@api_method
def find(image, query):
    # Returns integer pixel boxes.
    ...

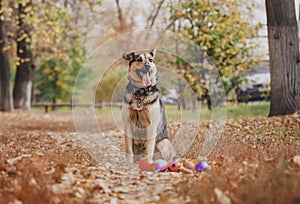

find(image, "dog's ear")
[123,51,135,61]
[149,48,156,58]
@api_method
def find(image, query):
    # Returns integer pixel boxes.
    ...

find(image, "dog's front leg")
[124,126,134,164]
[145,127,156,161]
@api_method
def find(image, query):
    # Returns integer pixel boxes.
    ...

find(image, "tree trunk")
[13,0,34,110]
[52,69,58,111]
[115,0,126,32]
[266,0,300,116]
[0,0,13,112]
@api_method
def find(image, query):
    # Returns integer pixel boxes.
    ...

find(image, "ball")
[138,157,153,171]
[183,161,195,171]
[153,159,167,172]
[195,161,209,173]
[167,160,182,172]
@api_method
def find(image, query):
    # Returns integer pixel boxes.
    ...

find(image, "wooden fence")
[31,102,123,113]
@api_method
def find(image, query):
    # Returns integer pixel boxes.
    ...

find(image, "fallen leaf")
[214,187,232,204]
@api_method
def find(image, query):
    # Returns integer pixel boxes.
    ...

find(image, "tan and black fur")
[122,49,175,163]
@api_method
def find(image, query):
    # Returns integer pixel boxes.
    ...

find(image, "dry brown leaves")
[0,111,299,203]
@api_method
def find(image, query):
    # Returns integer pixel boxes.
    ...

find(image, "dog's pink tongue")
[142,72,151,87]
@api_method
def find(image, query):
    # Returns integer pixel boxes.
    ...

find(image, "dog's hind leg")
[155,100,175,161]
[156,139,175,162]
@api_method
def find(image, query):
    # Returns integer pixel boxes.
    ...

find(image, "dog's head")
[123,49,157,88]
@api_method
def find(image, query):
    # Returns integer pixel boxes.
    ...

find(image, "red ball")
[138,157,153,171]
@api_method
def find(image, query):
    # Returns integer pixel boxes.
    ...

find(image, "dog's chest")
[129,106,152,129]
[123,83,161,129]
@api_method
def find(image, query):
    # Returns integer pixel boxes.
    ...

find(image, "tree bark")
[0,0,13,112]
[266,0,300,116]
[13,0,34,110]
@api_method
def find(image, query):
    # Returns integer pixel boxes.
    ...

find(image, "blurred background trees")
[0,0,102,111]
[95,0,263,105]
[0,0,13,112]
[13,0,34,110]
[0,0,267,111]
[169,0,262,102]
[32,2,87,105]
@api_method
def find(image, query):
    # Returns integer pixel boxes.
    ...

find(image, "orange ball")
[167,160,182,172]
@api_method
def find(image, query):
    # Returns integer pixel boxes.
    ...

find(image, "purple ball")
[195,161,209,173]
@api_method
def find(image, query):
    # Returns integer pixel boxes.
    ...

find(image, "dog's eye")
[149,58,154,63]
[137,57,143,62]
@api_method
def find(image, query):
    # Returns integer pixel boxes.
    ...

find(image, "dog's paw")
[125,154,134,164]
[156,139,175,162]
[145,154,154,162]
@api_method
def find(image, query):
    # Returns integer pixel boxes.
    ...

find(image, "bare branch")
[164,18,176,30]
[149,0,165,29]
[115,0,124,30]
[146,1,158,26]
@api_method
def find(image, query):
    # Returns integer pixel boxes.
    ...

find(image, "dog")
[122,49,175,163]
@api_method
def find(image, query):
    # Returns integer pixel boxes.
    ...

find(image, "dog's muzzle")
[136,65,152,80]
[143,64,151,72]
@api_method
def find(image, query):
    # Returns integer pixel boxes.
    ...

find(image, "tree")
[95,66,127,103]
[266,0,300,116]
[31,1,95,104]
[1,0,102,110]
[91,0,167,47]
[0,0,13,112]
[13,0,34,110]
[168,0,262,101]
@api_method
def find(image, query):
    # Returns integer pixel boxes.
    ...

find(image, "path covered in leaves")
[0,111,299,203]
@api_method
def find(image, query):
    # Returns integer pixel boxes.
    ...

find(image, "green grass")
[226,102,270,119]
[32,101,270,121]
[31,106,74,113]
[165,101,270,121]
[164,104,211,121]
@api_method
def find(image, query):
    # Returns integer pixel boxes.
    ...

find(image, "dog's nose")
[144,64,151,72]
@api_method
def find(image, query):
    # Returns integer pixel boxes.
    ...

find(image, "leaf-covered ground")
[0,111,299,204]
